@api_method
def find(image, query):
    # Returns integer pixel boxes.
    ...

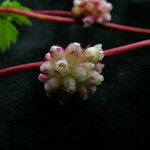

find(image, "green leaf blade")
[0,0,32,52]
[0,0,32,26]
[0,18,19,53]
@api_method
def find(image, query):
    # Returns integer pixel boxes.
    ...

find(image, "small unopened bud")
[85,44,104,63]
[44,77,60,93]
[78,85,88,100]
[106,3,113,11]
[80,62,95,70]
[63,77,76,93]
[94,63,105,73]
[40,62,50,74]
[65,42,82,56]
[74,0,81,6]
[83,16,95,26]
[40,62,55,77]
[73,67,87,82]
[103,13,111,21]
[44,52,51,61]
[88,70,104,85]
[38,73,49,83]
[88,86,97,94]
[50,46,65,61]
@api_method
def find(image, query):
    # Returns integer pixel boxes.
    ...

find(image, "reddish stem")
[32,10,150,35]
[0,62,43,77]
[0,40,150,77]
[102,23,150,35]
[0,8,150,34]
[32,10,73,17]
[104,39,150,57]
[0,8,75,24]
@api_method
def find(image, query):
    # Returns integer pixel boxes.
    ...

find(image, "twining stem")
[32,10,150,35]
[104,39,150,57]
[0,8,150,34]
[0,40,150,77]
[0,8,75,24]
[0,62,43,77]
[32,10,73,17]
[101,23,150,35]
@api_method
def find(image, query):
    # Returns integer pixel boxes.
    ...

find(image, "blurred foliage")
[0,0,32,53]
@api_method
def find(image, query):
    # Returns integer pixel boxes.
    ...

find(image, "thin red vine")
[0,8,150,34]
[0,40,150,77]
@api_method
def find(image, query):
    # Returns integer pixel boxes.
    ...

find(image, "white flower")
[54,59,70,74]
[72,0,113,26]
[39,43,105,103]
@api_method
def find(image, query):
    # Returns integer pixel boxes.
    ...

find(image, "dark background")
[0,0,150,149]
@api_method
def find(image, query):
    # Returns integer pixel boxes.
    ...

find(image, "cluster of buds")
[72,0,113,26]
[38,42,104,102]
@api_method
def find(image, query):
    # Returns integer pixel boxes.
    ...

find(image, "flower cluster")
[72,0,113,26]
[38,42,104,101]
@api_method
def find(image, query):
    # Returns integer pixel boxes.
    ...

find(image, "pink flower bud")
[38,73,49,83]
[50,45,65,61]
[106,3,113,11]
[40,62,50,74]
[103,13,111,21]
[44,52,51,61]
[83,16,95,26]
